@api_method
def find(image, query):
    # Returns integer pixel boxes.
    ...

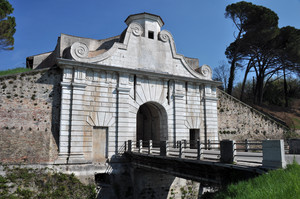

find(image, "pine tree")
[0,0,16,51]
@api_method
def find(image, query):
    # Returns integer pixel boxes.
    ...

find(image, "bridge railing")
[235,139,263,152]
[125,139,287,168]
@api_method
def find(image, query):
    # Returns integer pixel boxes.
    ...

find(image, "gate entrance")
[136,102,168,145]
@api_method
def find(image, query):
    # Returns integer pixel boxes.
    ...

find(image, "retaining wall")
[217,89,288,140]
[0,68,62,163]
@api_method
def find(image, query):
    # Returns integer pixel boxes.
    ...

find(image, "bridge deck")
[125,151,266,186]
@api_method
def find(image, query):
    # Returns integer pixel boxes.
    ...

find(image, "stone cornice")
[57,58,222,86]
[117,87,131,93]
[204,96,219,101]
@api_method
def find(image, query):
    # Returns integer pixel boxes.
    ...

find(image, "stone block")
[289,139,300,154]
[262,140,286,168]
[220,140,236,163]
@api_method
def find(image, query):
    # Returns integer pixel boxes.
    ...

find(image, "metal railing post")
[245,139,249,152]
[160,141,168,156]
[197,140,202,160]
[139,140,143,153]
[148,140,152,154]
[208,139,211,150]
[179,141,183,158]
[183,139,187,149]
[128,140,132,153]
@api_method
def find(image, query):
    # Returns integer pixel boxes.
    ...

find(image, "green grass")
[206,161,300,199]
[0,166,96,199]
[0,67,32,76]
[292,117,300,130]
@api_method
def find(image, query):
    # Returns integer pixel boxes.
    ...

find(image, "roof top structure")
[27,12,216,84]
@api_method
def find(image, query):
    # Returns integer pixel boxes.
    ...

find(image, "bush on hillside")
[0,166,96,199]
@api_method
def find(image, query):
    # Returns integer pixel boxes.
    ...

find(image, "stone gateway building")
[29,13,220,164]
[0,12,289,198]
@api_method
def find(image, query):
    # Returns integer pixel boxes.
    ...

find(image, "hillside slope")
[252,98,300,132]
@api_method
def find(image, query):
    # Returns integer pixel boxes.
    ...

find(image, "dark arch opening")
[136,102,168,145]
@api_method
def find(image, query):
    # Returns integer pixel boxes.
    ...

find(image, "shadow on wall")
[36,66,62,150]
[95,155,176,199]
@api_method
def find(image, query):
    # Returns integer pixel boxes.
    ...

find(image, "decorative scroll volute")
[158,30,171,42]
[70,42,89,60]
[129,22,143,36]
[200,64,212,79]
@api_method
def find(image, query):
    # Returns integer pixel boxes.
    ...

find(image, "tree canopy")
[0,0,16,51]
[225,1,279,95]
[225,1,300,105]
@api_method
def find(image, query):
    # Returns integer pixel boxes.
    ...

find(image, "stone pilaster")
[55,80,87,164]
[55,81,71,164]
[67,82,87,164]
[116,73,132,154]
[173,81,186,143]
[203,85,218,141]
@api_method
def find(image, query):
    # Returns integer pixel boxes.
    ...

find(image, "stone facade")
[0,13,288,166]
[0,68,61,163]
[217,89,288,140]
[53,13,219,164]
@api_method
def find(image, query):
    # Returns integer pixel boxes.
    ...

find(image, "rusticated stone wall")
[217,89,288,140]
[0,68,62,164]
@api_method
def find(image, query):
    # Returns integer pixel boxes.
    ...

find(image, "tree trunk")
[252,76,256,104]
[256,74,265,105]
[227,30,243,95]
[227,60,236,95]
[240,59,253,101]
[283,67,288,107]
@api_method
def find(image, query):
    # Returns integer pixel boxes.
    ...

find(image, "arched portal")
[136,102,168,145]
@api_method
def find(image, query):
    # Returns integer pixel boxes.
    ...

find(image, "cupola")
[125,13,164,40]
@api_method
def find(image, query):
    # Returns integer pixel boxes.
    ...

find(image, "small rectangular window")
[148,31,154,39]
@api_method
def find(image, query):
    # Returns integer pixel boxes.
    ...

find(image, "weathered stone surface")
[0,68,61,163]
[262,140,286,168]
[217,89,288,140]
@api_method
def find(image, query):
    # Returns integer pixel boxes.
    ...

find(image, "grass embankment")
[0,67,31,77]
[0,166,96,199]
[292,117,300,130]
[205,162,300,199]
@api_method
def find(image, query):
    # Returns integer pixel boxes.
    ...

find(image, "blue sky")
[1,0,300,82]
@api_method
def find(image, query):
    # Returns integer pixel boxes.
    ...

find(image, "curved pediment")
[67,13,212,80]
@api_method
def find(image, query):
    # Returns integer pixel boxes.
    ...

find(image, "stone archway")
[136,102,168,145]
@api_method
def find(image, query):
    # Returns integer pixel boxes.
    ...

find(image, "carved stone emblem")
[70,42,89,59]
[200,65,212,78]
[130,22,143,36]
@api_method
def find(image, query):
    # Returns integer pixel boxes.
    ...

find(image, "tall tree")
[274,26,300,106]
[225,1,279,95]
[0,0,16,51]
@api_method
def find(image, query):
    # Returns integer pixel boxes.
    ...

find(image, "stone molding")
[68,24,212,81]
[117,87,131,94]
[204,96,218,101]
[86,112,115,127]
[57,59,221,86]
